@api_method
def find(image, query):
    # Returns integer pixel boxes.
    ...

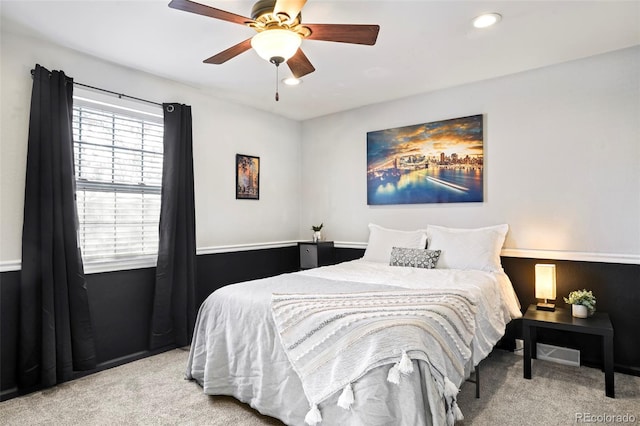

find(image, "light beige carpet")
[1,348,638,425]
[456,350,639,425]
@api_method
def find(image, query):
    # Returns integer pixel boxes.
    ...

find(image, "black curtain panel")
[19,64,96,389]
[150,103,197,349]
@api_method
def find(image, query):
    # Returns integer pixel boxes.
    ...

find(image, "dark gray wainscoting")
[196,246,299,308]
[1,247,638,401]
[501,257,640,376]
[1,267,168,401]
[1,270,20,397]
[0,246,298,401]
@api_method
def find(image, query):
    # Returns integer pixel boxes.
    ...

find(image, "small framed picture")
[236,154,260,200]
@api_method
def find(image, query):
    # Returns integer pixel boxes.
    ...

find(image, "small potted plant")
[563,289,596,318]
[311,223,323,242]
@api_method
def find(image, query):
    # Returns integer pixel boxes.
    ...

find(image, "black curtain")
[19,64,96,389]
[150,103,197,349]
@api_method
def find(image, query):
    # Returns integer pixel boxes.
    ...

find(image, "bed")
[186,224,522,425]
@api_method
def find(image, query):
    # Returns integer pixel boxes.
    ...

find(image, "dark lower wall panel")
[335,247,366,264]
[0,267,159,401]
[1,270,20,395]
[0,246,299,401]
[502,257,640,375]
[87,268,156,365]
[2,248,638,401]
[196,246,299,307]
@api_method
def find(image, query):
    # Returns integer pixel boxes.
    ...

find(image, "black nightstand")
[522,304,614,398]
[298,241,335,270]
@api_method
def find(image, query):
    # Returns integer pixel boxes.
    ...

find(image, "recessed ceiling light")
[283,77,302,86]
[472,13,502,29]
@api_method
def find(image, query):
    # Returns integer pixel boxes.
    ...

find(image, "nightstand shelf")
[522,304,614,398]
[298,241,335,270]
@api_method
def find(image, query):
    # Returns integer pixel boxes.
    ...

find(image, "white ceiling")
[1,0,639,121]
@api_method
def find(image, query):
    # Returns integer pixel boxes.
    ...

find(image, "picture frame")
[236,154,260,200]
[366,114,484,205]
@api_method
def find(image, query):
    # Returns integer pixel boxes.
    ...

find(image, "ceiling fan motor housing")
[251,0,285,21]
[251,0,276,20]
[251,0,302,27]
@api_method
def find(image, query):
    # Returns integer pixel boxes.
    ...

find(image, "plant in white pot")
[563,289,596,318]
[311,223,323,242]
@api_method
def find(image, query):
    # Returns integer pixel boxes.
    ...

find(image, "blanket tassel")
[452,400,464,421]
[444,377,459,399]
[337,383,354,410]
[447,407,455,426]
[443,377,463,426]
[398,350,414,374]
[304,404,322,425]
[388,350,415,385]
[387,364,400,384]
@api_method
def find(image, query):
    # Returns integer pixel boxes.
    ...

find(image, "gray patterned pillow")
[389,247,441,269]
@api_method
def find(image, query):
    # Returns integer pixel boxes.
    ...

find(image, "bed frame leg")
[475,364,480,398]
[466,363,480,398]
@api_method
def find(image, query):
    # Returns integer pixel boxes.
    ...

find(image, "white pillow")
[363,224,428,263]
[427,224,509,272]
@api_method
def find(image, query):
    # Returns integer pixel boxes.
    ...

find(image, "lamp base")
[536,302,555,312]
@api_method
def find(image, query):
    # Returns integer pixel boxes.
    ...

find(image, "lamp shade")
[251,29,302,62]
[535,264,556,300]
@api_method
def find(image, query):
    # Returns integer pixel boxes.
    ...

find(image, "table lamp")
[535,264,556,311]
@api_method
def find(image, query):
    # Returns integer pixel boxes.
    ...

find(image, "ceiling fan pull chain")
[276,61,280,101]
[272,57,281,102]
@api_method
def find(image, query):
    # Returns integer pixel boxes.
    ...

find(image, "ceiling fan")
[168,0,380,81]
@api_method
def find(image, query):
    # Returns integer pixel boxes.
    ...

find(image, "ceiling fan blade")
[203,38,253,64]
[169,0,252,26]
[273,0,307,23]
[305,24,380,45]
[287,48,315,78]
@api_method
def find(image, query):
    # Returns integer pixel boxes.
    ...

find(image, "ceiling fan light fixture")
[251,29,302,63]
[472,13,502,29]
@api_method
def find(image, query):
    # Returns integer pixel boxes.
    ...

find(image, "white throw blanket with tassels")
[271,289,477,425]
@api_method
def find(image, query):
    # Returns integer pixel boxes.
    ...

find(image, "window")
[72,91,163,272]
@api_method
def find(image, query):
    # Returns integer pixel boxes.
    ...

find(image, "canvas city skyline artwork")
[367,114,484,205]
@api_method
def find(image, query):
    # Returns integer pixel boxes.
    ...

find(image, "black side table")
[522,304,614,398]
[298,241,335,270]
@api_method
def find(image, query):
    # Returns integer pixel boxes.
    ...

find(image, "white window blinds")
[72,95,163,269]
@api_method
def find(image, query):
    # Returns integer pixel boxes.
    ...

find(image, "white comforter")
[186,260,521,426]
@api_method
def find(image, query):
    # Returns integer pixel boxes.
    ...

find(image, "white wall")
[300,47,640,263]
[0,30,302,266]
[2,27,638,267]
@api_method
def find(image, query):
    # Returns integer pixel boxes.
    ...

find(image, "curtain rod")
[30,68,163,107]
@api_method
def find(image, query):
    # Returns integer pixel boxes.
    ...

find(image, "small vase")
[313,231,322,242]
[572,304,588,318]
